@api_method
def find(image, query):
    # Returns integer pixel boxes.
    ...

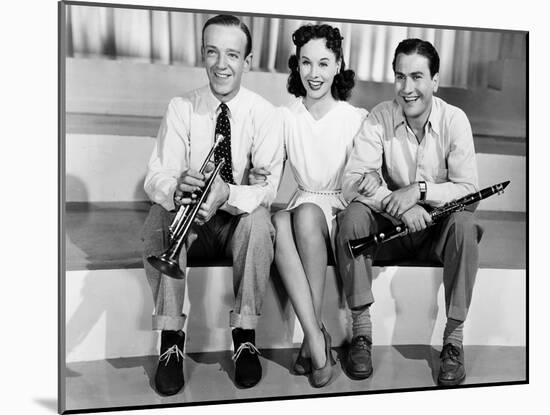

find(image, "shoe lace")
[159,344,185,366]
[352,336,372,354]
[441,343,461,362]
[232,342,261,361]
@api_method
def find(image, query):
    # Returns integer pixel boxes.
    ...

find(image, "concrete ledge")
[64,266,526,362]
[64,202,526,271]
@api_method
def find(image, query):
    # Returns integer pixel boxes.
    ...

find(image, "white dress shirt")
[144,85,284,214]
[343,96,478,211]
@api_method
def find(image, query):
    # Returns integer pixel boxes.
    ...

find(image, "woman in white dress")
[270,24,379,387]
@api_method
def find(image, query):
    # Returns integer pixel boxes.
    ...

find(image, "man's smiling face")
[202,24,251,103]
[394,52,439,124]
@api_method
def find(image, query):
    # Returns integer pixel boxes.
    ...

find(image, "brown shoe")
[345,335,373,380]
[310,325,335,388]
[438,343,466,386]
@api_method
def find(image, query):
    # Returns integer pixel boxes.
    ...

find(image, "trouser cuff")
[229,310,259,329]
[447,305,468,322]
[347,291,374,310]
[152,314,187,331]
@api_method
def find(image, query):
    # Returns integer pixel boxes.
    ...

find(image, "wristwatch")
[418,181,427,201]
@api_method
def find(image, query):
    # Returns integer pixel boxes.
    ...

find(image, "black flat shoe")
[232,328,262,388]
[154,330,185,396]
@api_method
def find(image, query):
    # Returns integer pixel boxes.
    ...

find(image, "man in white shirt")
[335,38,483,386]
[141,14,283,395]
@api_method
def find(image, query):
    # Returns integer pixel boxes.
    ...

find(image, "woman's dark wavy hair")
[287,24,355,101]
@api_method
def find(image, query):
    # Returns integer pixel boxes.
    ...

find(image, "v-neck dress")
[281,98,368,239]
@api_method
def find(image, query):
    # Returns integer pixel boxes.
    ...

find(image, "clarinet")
[347,181,510,258]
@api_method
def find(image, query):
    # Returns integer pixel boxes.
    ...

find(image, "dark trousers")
[335,202,483,322]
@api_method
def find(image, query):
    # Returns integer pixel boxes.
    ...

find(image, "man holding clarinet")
[335,38,483,386]
[141,15,283,395]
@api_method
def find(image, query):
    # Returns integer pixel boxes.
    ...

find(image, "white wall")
[65,134,526,211]
[65,266,526,362]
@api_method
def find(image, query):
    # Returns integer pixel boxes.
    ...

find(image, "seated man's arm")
[424,108,479,206]
[219,103,285,215]
[342,113,391,212]
[144,98,190,212]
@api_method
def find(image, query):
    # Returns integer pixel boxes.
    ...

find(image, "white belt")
[298,186,342,195]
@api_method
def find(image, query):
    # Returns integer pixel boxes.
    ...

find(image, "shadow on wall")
[184,265,298,352]
[135,175,148,202]
[389,269,442,381]
[65,174,92,269]
[66,173,89,203]
[65,269,154,370]
[390,270,442,345]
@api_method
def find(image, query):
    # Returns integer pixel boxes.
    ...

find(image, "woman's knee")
[292,203,326,236]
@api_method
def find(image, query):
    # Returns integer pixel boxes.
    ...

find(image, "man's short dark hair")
[201,14,252,57]
[392,38,440,78]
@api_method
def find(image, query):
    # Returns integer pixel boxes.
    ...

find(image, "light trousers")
[141,204,275,331]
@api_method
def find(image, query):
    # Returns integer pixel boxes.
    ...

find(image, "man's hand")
[381,183,420,217]
[400,204,432,233]
[357,171,382,197]
[173,168,206,207]
[195,162,230,224]
[248,166,271,186]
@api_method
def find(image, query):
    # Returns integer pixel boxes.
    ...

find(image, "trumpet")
[147,134,226,279]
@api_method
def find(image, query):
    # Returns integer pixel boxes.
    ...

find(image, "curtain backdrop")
[66,5,526,89]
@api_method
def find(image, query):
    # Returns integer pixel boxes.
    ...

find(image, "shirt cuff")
[225,184,258,214]
[151,180,177,211]
[425,182,450,207]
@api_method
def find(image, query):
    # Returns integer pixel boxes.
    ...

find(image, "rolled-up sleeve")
[223,103,284,214]
[144,98,190,212]
[343,113,391,211]
[425,108,479,206]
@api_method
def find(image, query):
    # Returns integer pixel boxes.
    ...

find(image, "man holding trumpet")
[141,14,283,395]
[335,39,483,386]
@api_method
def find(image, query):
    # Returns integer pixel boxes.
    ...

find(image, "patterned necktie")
[214,103,235,184]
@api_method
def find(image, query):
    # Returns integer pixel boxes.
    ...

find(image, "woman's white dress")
[281,98,368,241]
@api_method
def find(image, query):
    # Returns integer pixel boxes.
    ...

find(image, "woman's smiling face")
[298,38,340,102]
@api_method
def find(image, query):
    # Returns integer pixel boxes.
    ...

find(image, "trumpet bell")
[147,254,185,279]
